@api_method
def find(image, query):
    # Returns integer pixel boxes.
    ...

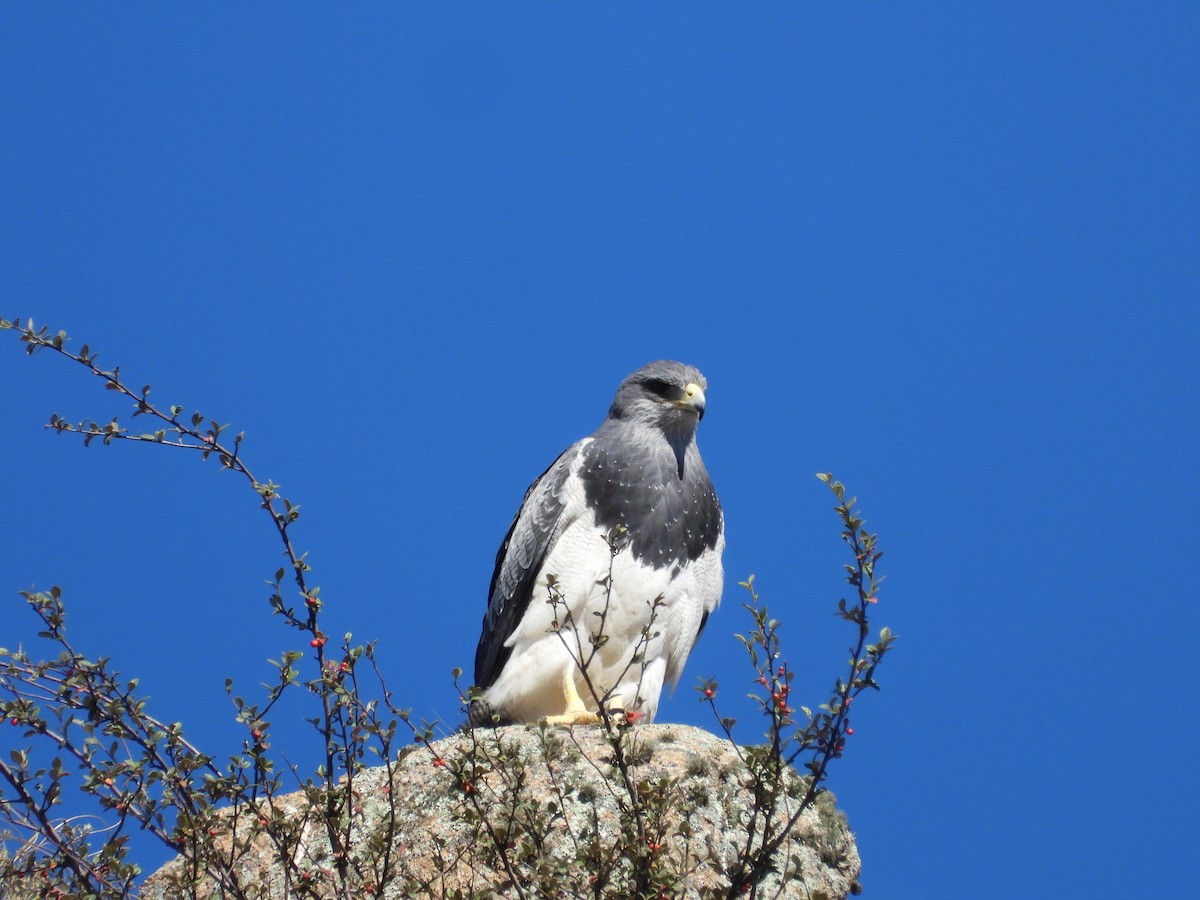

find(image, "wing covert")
[473,441,584,689]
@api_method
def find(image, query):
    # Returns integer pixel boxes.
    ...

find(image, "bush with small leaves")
[1,317,892,899]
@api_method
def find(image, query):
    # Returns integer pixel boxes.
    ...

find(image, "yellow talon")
[544,667,602,726]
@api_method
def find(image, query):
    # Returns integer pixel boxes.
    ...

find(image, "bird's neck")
[660,423,698,479]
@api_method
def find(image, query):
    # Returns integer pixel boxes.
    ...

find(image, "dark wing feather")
[473,442,582,689]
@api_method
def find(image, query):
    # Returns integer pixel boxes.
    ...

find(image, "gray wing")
[473,441,584,690]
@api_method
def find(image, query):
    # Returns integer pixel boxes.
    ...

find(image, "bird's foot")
[546,667,605,726]
[543,706,631,727]
[546,668,632,726]
[605,707,634,726]
[544,708,604,726]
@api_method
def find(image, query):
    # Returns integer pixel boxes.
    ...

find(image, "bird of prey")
[471,361,724,726]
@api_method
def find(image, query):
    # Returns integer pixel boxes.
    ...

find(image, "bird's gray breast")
[579,434,721,574]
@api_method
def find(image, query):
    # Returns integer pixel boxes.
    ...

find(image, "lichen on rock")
[142,724,861,899]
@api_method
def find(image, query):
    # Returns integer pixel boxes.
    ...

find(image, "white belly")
[483,505,724,724]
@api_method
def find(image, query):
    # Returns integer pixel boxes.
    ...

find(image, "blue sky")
[2,4,1197,897]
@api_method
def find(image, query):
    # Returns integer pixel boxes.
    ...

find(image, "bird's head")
[607,361,709,435]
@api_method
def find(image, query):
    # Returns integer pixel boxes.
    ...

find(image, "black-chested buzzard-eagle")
[470,361,724,726]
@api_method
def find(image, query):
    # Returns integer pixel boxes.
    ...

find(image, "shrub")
[0,318,893,899]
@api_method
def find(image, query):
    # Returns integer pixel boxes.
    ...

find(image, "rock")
[143,723,861,899]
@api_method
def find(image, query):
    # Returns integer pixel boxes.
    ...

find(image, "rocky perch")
[143,724,861,899]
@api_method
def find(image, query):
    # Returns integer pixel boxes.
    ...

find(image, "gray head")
[605,360,709,436]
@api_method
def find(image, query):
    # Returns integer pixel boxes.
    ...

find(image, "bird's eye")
[643,378,675,398]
